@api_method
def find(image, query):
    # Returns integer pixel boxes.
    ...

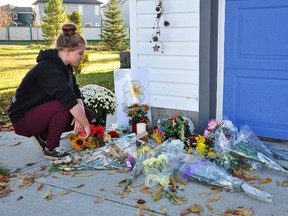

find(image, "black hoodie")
[8,49,81,122]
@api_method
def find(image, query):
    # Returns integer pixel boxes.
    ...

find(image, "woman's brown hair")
[55,23,86,51]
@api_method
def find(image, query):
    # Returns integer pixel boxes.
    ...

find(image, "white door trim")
[216,0,226,121]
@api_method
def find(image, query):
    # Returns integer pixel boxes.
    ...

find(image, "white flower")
[80,84,117,116]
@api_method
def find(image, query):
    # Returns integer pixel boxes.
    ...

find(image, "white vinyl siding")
[130,0,200,112]
[79,5,83,15]
[95,5,99,15]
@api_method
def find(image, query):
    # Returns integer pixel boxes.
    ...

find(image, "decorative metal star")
[153,44,160,52]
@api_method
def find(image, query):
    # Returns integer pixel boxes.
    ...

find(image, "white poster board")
[114,68,151,128]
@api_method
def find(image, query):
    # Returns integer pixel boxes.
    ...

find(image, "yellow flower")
[196,142,207,155]
[187,147,193,154]
[195,135,206,144]
[71,136,87,151]
[207,151,218,158]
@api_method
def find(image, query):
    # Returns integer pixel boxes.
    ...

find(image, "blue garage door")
[223,0,288,139]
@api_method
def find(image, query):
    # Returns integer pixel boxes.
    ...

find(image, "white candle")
[136,123,146,134]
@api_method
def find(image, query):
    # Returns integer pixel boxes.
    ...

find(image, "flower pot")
[92,113,107,127]
[132,124,137,134]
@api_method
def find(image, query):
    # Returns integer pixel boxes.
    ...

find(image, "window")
[13,13,18,20]
[95,6,99,15]
[79,5,83,15]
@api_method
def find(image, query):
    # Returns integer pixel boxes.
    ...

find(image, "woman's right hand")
[81,125,91,139]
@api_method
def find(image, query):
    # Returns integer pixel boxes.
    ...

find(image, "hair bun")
[62,23,77,36]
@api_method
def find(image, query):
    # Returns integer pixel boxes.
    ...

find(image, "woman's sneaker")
[30,135,46,152]
[44,147,70,159]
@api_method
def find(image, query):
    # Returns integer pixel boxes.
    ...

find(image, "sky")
[0,0,109,7]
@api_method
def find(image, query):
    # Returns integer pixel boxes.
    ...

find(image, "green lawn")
[0,45,120,128]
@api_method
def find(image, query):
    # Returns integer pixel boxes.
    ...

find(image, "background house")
[0,4,35,26]
[33,0,104,26]
[129,0,288,140]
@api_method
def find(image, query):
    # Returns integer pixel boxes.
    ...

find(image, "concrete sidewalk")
[1,118,288,215]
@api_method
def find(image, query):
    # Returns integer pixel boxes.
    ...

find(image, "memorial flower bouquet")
[152,115,191,147]
[127,103,150,125]
[179,156,273,203]
[68,124,106,151]
[80,84,117,125]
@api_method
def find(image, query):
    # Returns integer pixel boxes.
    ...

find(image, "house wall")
[130,0,200,128]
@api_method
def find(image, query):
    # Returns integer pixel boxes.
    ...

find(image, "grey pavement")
[1,114,288,215]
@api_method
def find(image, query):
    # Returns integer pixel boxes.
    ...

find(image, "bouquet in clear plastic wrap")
[49,134,138,172]
[122,143,155,192]
[179,156,273,203]
[239,125,288,161]
[142,139,187,188]
[214,121,288,175]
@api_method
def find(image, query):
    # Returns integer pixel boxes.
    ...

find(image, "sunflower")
[71,136,87,151]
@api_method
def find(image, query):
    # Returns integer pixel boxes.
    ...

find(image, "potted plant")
[127,103,150,133]
[80,84,117,126]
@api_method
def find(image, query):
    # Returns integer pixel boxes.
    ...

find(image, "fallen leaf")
[243,208,254,216]
[18,179,33,189]
[153,186,164,195]
[281,179,288,187]
[111,190,124,196]
[169,176,177,189]
[196,192,209,198]
[245,174,260,181]
[99,188,106,192]
[212,210,226,215]
[232,169,246,180]
[205,204,213,211]
[160,206,168,214]
[174,177,188,185]
[43,189,52,200]
[25,163,37,167]
[140,187,152,194]
[37,183,44,191]
[206,195,221,203]
[128,186,136,193]
[95,195,106,204]
[260,178,272,184]
[72,172,93,177]
[39,166,47,171]
[0,188,13,198]
[114,179,127,187]
[61,171,70,175]
[276,180,281,186]
[109,170,128,175]
[120,190,129,199]
[131,182,144,188]
[190,204,204,214]
[56,190,72,196]
[210,188,222,194]
[152,193,162,202]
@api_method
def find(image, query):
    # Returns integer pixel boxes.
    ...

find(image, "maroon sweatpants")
[12,100,94,150]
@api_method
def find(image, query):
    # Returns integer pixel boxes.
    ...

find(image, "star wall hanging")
[150,0,170,53]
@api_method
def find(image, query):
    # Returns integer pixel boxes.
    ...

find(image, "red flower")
[108,130,120,138]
